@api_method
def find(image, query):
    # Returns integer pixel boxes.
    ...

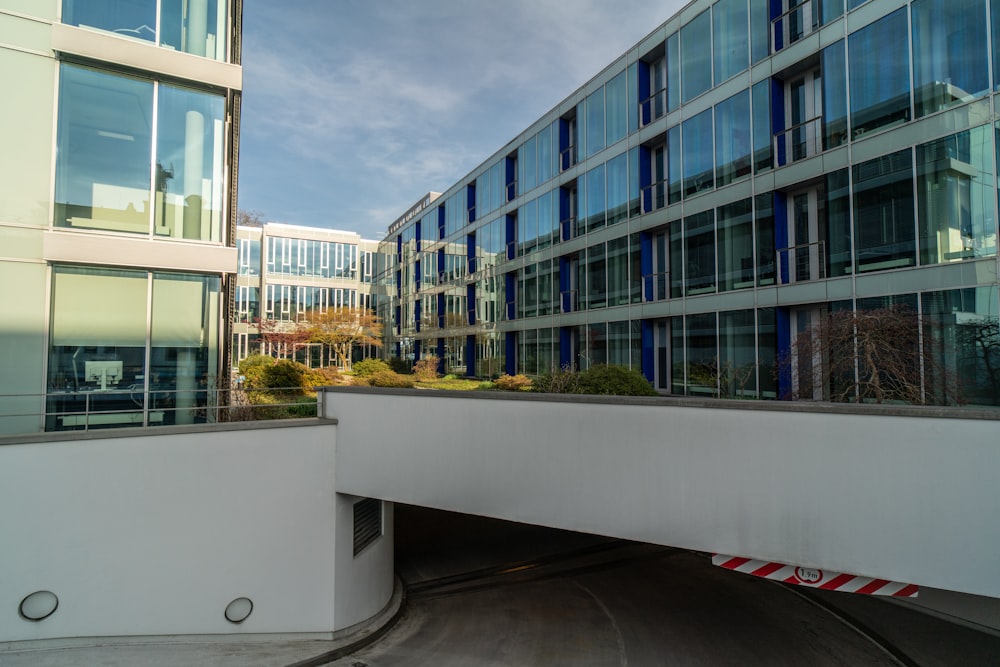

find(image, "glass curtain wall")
[62,0,229,61]
[848,9,910,136]
[47,266,219,431]
[55,64,225,242]
[911,0,988,118]
[713,0,749,83]
[715,90,751,186]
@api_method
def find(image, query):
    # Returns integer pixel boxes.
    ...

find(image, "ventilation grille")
[353,498,383,557]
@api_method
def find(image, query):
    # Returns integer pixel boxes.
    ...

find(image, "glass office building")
[379,0,1000,405]
[0,1,243,434]
[234,222,380,367]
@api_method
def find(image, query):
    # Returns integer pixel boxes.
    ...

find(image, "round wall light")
[19,591,59,621]
[225,597,253,624]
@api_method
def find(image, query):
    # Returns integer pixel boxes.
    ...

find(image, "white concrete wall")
[0,421,393,643]
[326,390,1000,600]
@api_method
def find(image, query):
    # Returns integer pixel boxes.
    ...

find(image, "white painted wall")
[0,421,394,643]
[326,390,1000,600]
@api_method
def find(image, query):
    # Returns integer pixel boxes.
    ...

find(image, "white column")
[186,0,209,57]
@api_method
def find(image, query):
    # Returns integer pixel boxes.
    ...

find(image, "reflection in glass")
[922,288,1000,405]
[848,9,910,136]
[686,312,719,396]
[822,40,847,149]
[683,110,714,197]
[587,164,606,232]
[752,80,772,172]
[63,0,228,61]
[606,153,628,226]
[853,149,915,272]
[667,32,681,111]
[685,211,717,295]
[720,309,756,397]
[912,0,988,118]
[586,88,605,158]
[587,242,607,309]
[713,0,749,83]
[607,237,630,306]
[681,10,712,103]
[63,0,156,42]
[755,193,775,286]
[917,126,996,264]
[606,72,628,146]
[715,90,751,187]
[718,199,754,292]
[55,65,153,234]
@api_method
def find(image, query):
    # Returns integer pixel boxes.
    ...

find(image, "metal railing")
[640,180,668,214]
[639,87,667,127]
[559,145,577,172]
[777,240,827,284]
[774,116,823,166]
[642,271,670,302]
[0,387,320,437]
[771,0,821,53]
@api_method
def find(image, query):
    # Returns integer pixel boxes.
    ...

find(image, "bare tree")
[781,305,959,405]
[304,308,383,369]
[237,209,266,228]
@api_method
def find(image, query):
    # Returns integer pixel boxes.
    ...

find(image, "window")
[751,80,772,173]
[54,64,225,242]
[717,199,754,291]
[713,0,749,83]
[917,126,996,264]
[853,149,915,272]
[683,110,714,197]
[715,90,751,186]
[681,10,712,103]
[911,0,989,118]
[606,71,628,146]
[46,267,220,431]
[684,211,717,295]
[848,9,910,137]
[585,88,606,157]
[63,0,229,61]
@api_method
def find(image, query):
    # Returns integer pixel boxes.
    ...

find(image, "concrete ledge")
[321,385,1000,421]
[0,418,337,447]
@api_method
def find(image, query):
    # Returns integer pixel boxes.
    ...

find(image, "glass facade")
[62,0,229,61]
[54,64,225,242]
[378,0,1000,406]
[47,266,220,430]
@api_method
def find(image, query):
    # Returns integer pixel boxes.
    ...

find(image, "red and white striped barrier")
[712,554,919,597]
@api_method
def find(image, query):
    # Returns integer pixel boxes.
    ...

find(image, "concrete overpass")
[1,389,998,645]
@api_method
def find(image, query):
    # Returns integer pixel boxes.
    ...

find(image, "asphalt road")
[328,505,1000,667]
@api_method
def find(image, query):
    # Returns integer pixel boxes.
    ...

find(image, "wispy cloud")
[239,0,685,238]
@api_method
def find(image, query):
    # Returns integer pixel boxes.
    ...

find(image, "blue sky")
[238,0,686,240]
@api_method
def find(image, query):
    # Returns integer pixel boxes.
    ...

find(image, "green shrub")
[443,374,457,381]
[577,365,657,396]
[367,370,416,388]
[493,374,533,391]
[354,358,391,377]
[387,357,412,374]
[262,359,310,392]
[413,356,440,381]
[308,366,342,386]
[238,354,274,389]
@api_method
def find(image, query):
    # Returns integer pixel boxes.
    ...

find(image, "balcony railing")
[774,116,823,167]
[0,387,320,437]
[777,240,826,284]
[559,145,577,172]
[639,88,667,127]
[642,271,670,302]
[560,289,579,313]
[640,180,668,214]
[771,0,820,53]
[507,179,518,202]
[560,216,577,242]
